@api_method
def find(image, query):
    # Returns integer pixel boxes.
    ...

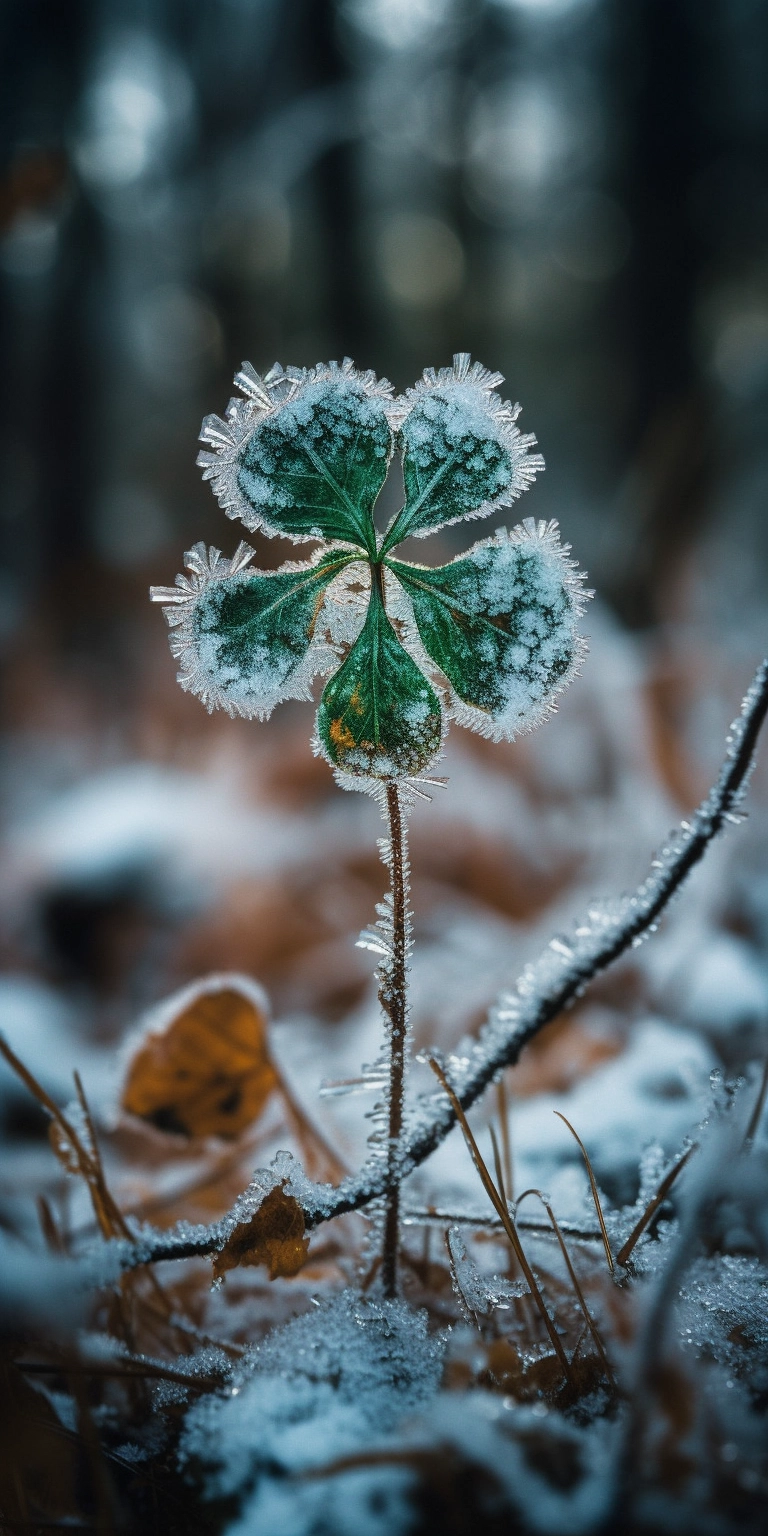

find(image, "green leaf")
[190,549,358,718]
[236,377,392,553]
[316,577,443,777]
[381,370,541,553]
[387,526,581,739]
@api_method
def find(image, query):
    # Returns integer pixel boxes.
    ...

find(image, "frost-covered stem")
[380,780,409,1297]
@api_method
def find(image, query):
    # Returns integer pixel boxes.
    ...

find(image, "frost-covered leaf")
[381,354,543,551]
[315,585,443,778]
[212,1184,309,1282]
[122,978,277,1139]
[198,361,395,552]
[155,353,591,780]
[151,543,357,721]
[388,520,587,741]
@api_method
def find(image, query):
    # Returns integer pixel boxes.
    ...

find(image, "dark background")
[1,0,767,1016]
[2,0,767,626]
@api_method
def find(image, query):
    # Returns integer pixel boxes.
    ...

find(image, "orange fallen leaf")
[212,1184,309,1282]
[122,975,278,1139]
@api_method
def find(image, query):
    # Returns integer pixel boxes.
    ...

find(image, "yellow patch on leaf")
[212,1184,309,1282]
[329,716,356,750]
[122,981,278,1139]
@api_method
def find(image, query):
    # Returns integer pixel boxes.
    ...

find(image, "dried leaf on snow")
[212,1184,309,1282]
[122,976,277,1139]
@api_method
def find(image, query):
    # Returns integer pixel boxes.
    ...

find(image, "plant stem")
[380,780,409,1297]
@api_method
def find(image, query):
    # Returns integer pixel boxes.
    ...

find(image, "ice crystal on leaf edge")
[151,352,591,784]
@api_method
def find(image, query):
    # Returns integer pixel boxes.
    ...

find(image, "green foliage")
[382,388,514,552]
[316,577,443,777]
[154,356,587,781]
[193,551,356,713]
[236,379,391,555]
[387,533,576,730]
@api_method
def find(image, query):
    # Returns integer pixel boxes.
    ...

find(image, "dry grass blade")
[1,1033,186,1351]
[428,1057,573,1385]
[496,1076,513,1199]
[489,1125,507,1206]
[0,1033,117,1237]
[743,1056,768,1148]
[279,1079,348,1182]
[616,1144,697,1268]
[17,1356,226,1389]
[73,1072,133,1242]
[72,1074,195,1349]
[0,1033,83,1157]
[515,1187,615,1386]
[553,1111,614,1275]
[37,1195,65,1254]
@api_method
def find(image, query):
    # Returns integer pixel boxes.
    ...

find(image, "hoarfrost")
[150,541,356,721]
[447,1226,528,1317]
[389,519,590,743]
[197,359,395,543]
[388,353,544,543]
[181,1289,445,1523]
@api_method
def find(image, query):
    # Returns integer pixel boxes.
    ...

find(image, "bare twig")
[87,658,768,1271]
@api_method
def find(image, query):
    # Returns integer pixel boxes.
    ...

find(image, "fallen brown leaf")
[122,977,277,1139]
[212,1184,309,1282]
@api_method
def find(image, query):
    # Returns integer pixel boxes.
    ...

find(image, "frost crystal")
[447,1226,528,1318]
[152,352,588,780]
[180,1289,444,1496]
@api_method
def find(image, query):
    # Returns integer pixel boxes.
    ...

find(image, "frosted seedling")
[152,353,589,1294]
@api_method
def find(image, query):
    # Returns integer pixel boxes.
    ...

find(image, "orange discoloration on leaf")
[122,985,278,1139]
[329,717,356,750]
[212,1184,309,1282]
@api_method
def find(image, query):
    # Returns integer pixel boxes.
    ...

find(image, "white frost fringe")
[196,358,395,539]
[389,351,545,535]
[387,516,592,745]
[150,540,357,721]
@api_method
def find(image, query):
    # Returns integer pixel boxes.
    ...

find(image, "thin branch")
[401,1208,603,1243]
[107,658,768,1270]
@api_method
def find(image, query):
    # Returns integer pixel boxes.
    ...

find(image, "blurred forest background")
[1,0,767,1139]
[4,8,768,1530]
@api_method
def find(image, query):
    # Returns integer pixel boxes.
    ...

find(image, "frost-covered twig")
[113,658,768,1271]
[400,655,768,1178]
